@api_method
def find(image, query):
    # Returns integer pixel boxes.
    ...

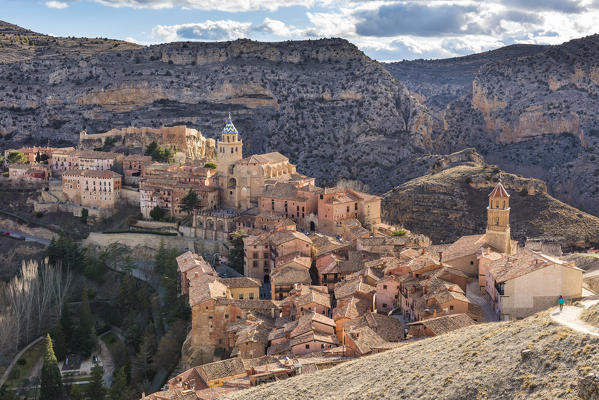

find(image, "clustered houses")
[61,170,122,210]
[50,149,122,174]
[8,163,52,182]
[144,354,350,399]
[139,161,219,219]
[441,180,583,321]
[4,146,74,165]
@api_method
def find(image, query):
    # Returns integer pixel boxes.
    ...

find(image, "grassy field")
[2,339,44,389]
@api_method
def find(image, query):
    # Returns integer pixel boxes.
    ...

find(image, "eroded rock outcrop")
[382,149,599,249]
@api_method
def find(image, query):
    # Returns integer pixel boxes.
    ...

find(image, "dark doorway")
[310,221,315,231]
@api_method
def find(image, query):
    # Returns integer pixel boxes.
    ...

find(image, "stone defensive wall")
[84,232,226,256]
[78,125,216,161]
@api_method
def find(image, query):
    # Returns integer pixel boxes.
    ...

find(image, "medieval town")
[0,115,591,400]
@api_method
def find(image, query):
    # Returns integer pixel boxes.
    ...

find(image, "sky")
[2,0,599,61]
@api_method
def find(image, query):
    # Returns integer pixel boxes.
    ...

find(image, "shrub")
[17,358,26,366]
[204,162,217,170]
[392,230,407,237]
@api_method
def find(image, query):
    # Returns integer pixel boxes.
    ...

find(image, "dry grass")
[226,311,599,400]
[581,303,599,329]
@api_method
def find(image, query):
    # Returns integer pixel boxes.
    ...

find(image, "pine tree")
[85,364,106,400]
[60,301,74,350]
[69,385,84,400]
[40,334,63,400]
[229,230,247,274]
[75,288,95,357]
[51,323,67,362]
[108,367,129,400]
[180,188,200,215]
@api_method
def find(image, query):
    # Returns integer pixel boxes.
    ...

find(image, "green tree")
[144,141,158,157]
[80,208,88,224]
[40,334,63,400]
[228,231,247,274]
[47,234,86,272]
[51,323,67,362]
[204,162,217,170]
[7,151,27,164]
[60,301,74,351]
[154,240,168,275]
[86,364,106,400]
[180,188,201,215]
[69,385,84,400]
[108,367,129,400]
[75,288,95,357]
[160,248,181,307]
[149,205,166,221]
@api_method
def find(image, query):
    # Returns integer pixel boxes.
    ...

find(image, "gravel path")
[551,299,599,337]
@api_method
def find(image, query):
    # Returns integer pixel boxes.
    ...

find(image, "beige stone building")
[317,188,382,235]
[215,116,314,210]
[485,249,582,320]
[61,169,122,209]
[51,149,122,174]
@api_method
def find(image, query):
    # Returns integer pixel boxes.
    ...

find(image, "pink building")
[376,275,402,314]
[288,312,338,355]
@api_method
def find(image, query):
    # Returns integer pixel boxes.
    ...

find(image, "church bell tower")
[217,114,243,208]
[485,179,512,254]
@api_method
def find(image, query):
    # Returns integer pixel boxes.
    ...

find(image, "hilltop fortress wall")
[79,125,216,161]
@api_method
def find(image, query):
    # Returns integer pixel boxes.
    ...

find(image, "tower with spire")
[217,113,243,207]
[485,178,512,254]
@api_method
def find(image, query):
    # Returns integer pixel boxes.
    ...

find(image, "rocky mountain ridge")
[386,35,599,217]
[0,20,432,192]
[382,149,599,249]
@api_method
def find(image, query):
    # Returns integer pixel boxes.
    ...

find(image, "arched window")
[495,201,499,208]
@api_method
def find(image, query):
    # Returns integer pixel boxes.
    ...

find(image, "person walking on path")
[558,295,565,312]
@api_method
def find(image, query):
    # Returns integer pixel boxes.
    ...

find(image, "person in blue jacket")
[558,295,565,311]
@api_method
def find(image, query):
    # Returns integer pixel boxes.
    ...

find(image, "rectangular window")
[249,293,254,299]
[239,294,244,299]
[449,305,454,311]
[305,344,309,349]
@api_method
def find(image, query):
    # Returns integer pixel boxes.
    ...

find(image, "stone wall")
[121,187,140,205]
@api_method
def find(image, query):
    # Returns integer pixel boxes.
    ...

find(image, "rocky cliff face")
[0,21,432,192]
[386,36,599,217]
[382,149,599,249]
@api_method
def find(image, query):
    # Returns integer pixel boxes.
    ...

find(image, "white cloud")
[45,1,69,8]
[93,0,315,12]
[152,20,253,42]
[152,18,308,42]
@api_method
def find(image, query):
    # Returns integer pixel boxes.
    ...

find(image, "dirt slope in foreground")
[226,311,599,400]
